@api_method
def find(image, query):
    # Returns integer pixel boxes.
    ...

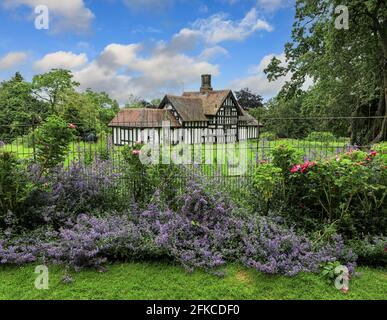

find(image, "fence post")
[32,115,37,161]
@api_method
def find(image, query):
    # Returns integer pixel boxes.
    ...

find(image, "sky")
[0,0,296,105]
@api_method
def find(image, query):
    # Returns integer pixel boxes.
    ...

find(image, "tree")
[265,0,387,144]
[0,72,48,142]
[35,115,75,170]
[235,88,264,110]
[150,98,161,108]
[32,69,80,113]
[84,90,120,128]
[125,94,151,109]
[62,90,120,137]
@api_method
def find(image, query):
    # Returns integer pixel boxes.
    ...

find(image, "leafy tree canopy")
[235,88,264,110]
[265,0,387,144]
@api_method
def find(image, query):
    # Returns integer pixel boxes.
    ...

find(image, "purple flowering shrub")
[32,159,120,227]
[241,218,357,276]
[0,165,358,276]
[43,214,132,270]
[0,238,40,265]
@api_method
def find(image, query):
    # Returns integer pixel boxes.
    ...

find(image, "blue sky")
[0,0,295,104]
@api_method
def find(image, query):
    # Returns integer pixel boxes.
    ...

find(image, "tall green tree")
[0,72,48,142]
[265,0,387,144]
[32,69,79,114]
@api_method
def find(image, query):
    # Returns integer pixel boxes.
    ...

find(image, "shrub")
[39,158,119,227]
[43,214,132,270]
[0,238,39,265]
[285,150,387,240]
[0,152,37,231]
[271,144,302,174]
[241,218,356,276]
[121,144,154,204]
[252,163,284,210]
[348,237,387,267]
[260,131,277,141]
[121,144,186,207]
[153,180,243,272]
[306,131,335,143]
[35,116,75,170]
[373,142,387,165]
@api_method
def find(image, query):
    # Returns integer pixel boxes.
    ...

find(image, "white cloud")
[0,52,28,70]
[66,42,220,104]
[231,52,314,98]
[199,46,229,60]
[34,51,88,72]
[2,0,94,33]
[97,44,142,69]
[156,28,201,54]
[189,8,273,44]
[74,62,134,104]
[230,53,289,98]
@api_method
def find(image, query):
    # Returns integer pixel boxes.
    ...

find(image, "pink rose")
[290,164,301,173]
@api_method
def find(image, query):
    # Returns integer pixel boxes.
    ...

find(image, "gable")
[159,95,208,122]
[218,91,244,116]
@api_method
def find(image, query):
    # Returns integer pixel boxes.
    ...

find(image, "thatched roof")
[108,108,181,128]
[160,95,208,122]
[182,90,232,116]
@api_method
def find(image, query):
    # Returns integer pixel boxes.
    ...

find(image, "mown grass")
[0,263,385,300]
[3,138,350,177]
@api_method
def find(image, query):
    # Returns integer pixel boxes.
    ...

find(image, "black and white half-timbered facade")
[109,75,260,145]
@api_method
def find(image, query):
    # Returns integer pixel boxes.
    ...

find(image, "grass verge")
[0,262,385,300]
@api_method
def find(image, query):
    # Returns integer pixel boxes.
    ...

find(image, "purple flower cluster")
[0,173,358,276]
[0,239,39,265]
[42,214,130,270]
[31,158,119,226]
[241,219,357,276]
[151,181,241,272]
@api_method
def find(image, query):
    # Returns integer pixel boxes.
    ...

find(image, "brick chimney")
[200,74,213,94]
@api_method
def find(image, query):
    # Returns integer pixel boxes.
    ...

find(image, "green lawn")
[3,138,350,178]
[0,263,385,300]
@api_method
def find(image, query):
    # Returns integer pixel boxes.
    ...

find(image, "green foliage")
[121,144,184,207]
[306,131,336,143]
[35,116,75,170]
[121,144,152,204]
[0,69,119,147]
[260,131,277,141]
[0,73,49,142]
[0,152,31,230]
[319,261,343,284]
[125,94,152,109]
[347,237,387,267]
[265,0,387,144]
[271,144,302,173]
[373,142,387,165]
[235,88,263,110]
[261,95,314,139]
[32,69,79,112]
[252,164,283,204]
[62,89,120,137]
[286,151,387,239]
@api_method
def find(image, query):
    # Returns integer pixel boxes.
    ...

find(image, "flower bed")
[1,143,385,277]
